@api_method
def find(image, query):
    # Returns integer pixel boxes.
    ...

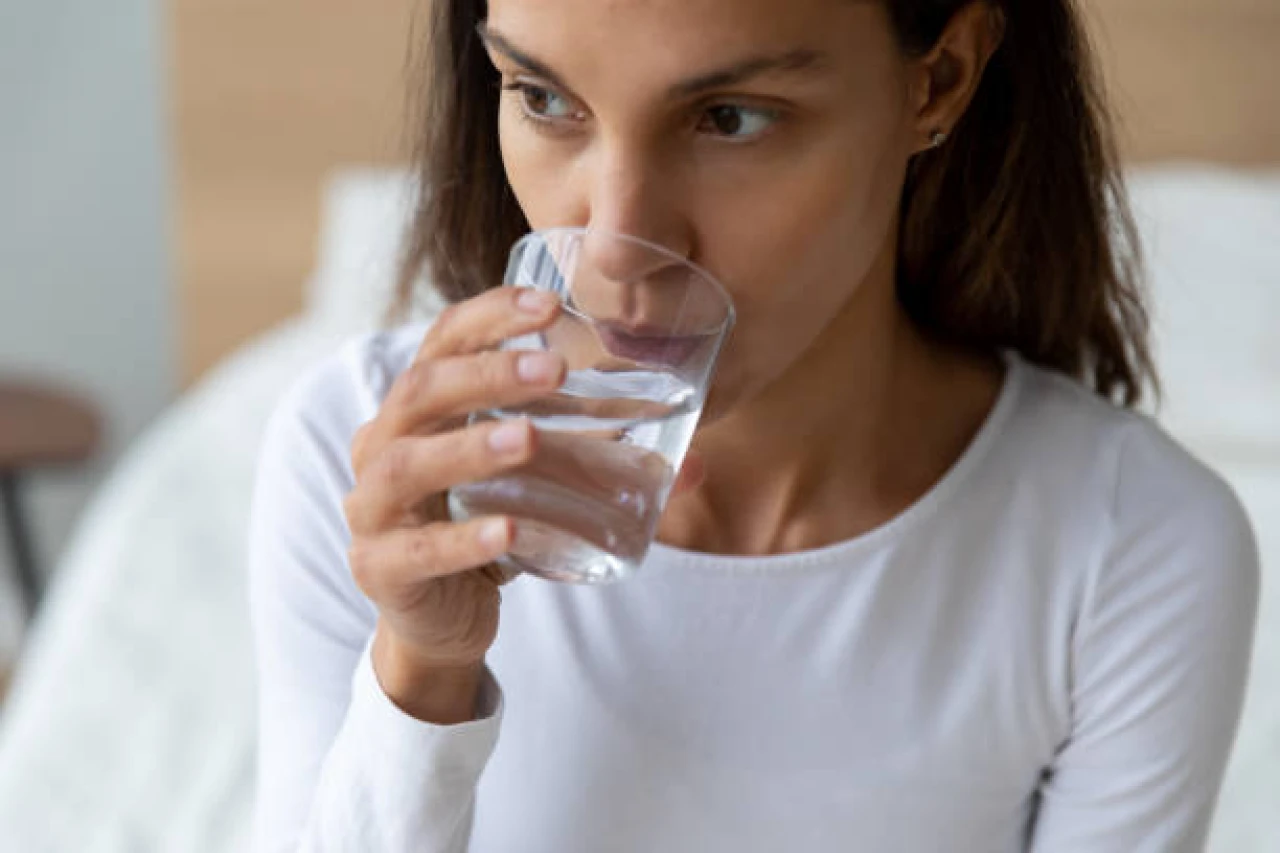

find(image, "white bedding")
[0,165,1273,851]
[0,319,354,852]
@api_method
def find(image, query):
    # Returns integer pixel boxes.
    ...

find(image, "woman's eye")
[697,105,777,141]
[507,83,577,121]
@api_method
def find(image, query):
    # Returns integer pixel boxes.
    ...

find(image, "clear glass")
[447,228,735,584]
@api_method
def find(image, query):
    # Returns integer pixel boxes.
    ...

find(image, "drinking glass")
[447,227,735,583]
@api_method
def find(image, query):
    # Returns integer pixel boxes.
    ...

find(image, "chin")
[695,370,752,428]
[696,344,792,426]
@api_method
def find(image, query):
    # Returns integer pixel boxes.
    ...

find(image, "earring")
[929,129,949,149]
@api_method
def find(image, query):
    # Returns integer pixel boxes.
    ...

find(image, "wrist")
[371,622,485,725]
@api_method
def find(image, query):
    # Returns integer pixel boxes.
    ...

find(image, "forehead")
[484,0,890,84]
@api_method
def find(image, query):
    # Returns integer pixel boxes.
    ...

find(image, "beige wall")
[172,0,1280,385]
[1089,0,1280,163]
[172,0,415,384]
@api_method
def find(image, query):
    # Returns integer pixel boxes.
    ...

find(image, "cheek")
[694,105,911,411]
[498,110,572,229]
[709,127,908,354]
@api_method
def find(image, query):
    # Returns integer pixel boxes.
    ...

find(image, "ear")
[907,2,1005,154]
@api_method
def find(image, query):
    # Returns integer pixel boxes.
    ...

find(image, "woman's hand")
[343,286,567,722]
[343,285,707,723]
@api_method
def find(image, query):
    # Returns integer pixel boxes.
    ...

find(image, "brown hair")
[394,0,1157,406]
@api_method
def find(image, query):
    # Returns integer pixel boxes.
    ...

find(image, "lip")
[596,323,710,367]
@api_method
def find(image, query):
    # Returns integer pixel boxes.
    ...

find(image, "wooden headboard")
[172,0,1280,385]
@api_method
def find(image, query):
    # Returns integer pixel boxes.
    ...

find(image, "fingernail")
[517,351,562,384]
[487,420,529,454]
[480,518,510,551]
[518,289,555,313]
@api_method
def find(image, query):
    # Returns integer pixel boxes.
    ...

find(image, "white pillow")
[305,167,444,333]
[1127,164,1280,449]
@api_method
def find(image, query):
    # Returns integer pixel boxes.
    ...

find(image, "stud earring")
[929,129,949,149]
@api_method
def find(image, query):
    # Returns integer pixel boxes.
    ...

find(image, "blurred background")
[0,0,1275,849]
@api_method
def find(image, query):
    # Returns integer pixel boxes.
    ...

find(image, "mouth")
[595,323,712,368]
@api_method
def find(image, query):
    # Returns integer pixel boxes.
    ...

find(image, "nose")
[580,227,682,288]
[581,149,692,282]
[571,150,699,330]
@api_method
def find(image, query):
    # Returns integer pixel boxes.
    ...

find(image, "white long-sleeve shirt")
[249,321,1259,853]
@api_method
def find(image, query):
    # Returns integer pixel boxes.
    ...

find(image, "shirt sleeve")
[248,345,502,853]
[1029,428,1261,852]
[294,641,503,852]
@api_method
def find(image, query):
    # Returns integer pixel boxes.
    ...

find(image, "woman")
[249,0,1259,849]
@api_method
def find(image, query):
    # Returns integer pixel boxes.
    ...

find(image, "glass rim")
[511,226,736,332]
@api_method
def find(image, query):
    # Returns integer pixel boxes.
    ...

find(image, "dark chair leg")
[0,473,41,620]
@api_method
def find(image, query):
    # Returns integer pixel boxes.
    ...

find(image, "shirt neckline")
[645,350,1026,575]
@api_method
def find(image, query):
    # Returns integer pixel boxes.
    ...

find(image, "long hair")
[393,0,1157,406]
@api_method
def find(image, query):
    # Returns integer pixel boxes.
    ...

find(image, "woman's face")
[483,0,922,417]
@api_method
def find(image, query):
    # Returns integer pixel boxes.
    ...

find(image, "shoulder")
[251,318,432,564]
[251,320,431,508]
[1003,354,1245,519]
[1102,409,1258,636]
[1004,354,1259,626]
[1021,356,1249,521]
[265,320,432,454]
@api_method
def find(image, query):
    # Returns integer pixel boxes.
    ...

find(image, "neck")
[657,253,1003,557]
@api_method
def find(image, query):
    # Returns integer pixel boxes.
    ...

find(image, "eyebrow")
[477,23,829,100]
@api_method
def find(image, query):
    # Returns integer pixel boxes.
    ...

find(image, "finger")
[348,516,513,602]
[380,348,566,438]
[345,417,537,535]
[417,286,560,363]
[476,559,522,587]
[350,418,380,479]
